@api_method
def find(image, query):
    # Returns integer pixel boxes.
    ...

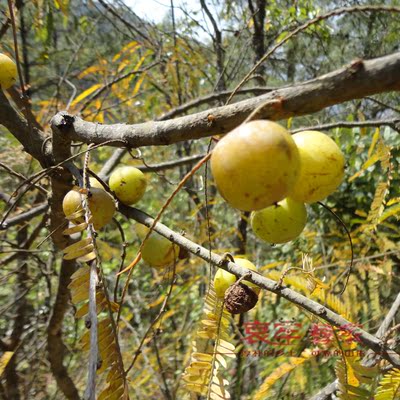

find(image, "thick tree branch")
[47,260,80,400]
[120,205,400,367]
[51,52,400,147]
[45,113,80,399]
[0,91,50,166]
[0,203,48,230]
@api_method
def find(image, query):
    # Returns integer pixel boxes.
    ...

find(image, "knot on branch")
[50,111,75,132]
[348,58,364,74]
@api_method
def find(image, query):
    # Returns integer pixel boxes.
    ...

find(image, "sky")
[123,0,200,24]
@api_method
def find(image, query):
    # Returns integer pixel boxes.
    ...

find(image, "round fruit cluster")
[62,166,178,269]
[0,53,17,90]
[211,120,345,244]
[210,120,345,311]
[62,167,147,230]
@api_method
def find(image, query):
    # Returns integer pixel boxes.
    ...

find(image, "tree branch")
[0,203,48,229]
[0,91,50,166]
[120,205,400,367]
[50,52,400,147]
[47,260,80,400]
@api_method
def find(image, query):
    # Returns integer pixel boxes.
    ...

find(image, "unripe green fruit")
[214,257,260,298]
[290,130,345,203]
[0,53,17,90]
[210,120,300,211]
[62,187,115,230]
[109,166,147,205]
[139,227,179,268]
[251,197,307,244]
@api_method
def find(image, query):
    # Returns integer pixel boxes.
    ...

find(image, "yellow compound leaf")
[76,252,97,263]
[63,238,92,254]
[63,244,94,260]
[62,222,88,235]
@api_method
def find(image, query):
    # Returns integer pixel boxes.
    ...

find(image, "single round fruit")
[290,131,345,203]
[141,231,179,268]
[213,257,260,298]
[109,166,147,205]
[251,197,307,244]
[62,187,115,230]
[0,53,17,89]
[214,268,237,298]
[210,120,300,211]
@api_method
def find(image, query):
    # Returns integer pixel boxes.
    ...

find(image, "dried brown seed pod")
[224,282,258,314]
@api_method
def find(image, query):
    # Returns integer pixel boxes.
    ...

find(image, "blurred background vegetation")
[1,0,400,398]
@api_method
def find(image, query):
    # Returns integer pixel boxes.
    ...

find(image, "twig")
[292,119,400,133]
[0,203,48,230]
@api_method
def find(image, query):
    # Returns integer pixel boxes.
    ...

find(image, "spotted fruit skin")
[141,231,179,268]
[290,130,345,203]
[211,120,300,211]
[251,197,307,244]
[0,54,17,89]
[109,166,147,205]
[62,187,115,230]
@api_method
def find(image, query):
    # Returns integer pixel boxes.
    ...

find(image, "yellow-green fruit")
[141,231,179,268]
[234,258,260,295]
[109,166,147,205]
[251,197,307,244]
[290,131,345,203]
[210,120,300,211]
[0,53,17,89]
[62,187,115,230]
[214,269,237,298]
[213,257,260,298]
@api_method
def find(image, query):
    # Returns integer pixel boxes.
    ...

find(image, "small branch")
[292,118,400,133]
[120,205,400,367]
[0,203,48,229]
[157,86,277,120]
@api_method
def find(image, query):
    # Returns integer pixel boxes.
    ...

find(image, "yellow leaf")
[63,244,94,260]
[368,128,380,157]
[63,222,88,235]
[0,352,14,377]
[71,84,102,107]
[78,65,105,79]
[63,238,92,254]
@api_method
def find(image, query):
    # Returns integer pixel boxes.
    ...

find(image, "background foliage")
[0,0,400,399]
